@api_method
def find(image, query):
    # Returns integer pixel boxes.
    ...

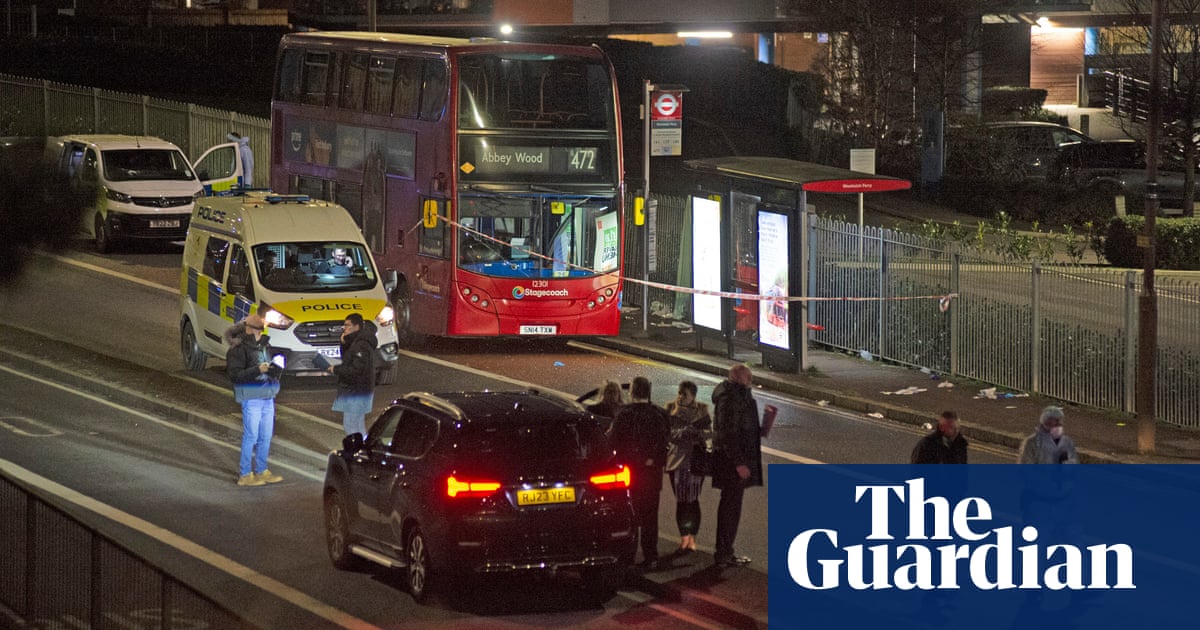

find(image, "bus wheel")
[393,281,420,346]
[180,319,207,371]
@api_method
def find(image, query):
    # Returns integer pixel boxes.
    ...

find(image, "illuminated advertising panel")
[757,210,789,350]
[692,196,722,331]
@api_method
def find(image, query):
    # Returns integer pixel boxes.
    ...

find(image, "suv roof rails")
[406,392,466,420]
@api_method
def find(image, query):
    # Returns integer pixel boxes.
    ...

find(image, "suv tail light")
[589,465,631,490]
[446,475,501,498]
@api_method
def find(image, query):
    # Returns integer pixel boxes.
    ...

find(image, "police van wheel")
[94,214,116,254]
[180,320,207,371]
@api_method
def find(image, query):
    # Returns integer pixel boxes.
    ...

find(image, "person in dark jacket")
[911,411,968,464]
[327,313,377,437]
[608,376,671,568]
[710,363,763,568]
[226,314,282,487]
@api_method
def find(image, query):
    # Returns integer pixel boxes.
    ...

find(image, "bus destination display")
[462,143,599,177]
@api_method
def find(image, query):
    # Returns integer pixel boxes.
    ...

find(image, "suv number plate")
[519,325,557,335]
[516,487,576,506]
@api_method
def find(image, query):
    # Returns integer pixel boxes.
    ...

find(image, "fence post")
[1124,271,1138,413]
[950,249,960,377]
[93,87,100,132]
[877,229,886,358]
[42,79,50,136]
[142,95,150,136]
[1030,260,1041,393]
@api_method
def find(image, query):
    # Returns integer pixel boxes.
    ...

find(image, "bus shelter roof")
[684,156,911,193]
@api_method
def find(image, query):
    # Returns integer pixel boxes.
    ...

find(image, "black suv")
[322,390,636,601]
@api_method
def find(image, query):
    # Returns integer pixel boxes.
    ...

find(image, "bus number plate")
[519,325,557,335]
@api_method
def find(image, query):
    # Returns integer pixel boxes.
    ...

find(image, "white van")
[179,191,400,383]
[48,135,243,253]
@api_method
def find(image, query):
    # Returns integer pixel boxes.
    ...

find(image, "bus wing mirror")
[383,269,398,294]
[422,199,439,228]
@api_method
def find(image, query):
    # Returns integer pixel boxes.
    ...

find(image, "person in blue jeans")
[226,313,283,487]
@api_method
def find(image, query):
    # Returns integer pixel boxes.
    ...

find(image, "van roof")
[192,192,367,244]
[57,135,183,151]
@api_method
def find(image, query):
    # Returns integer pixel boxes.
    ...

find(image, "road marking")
[0,362,326,479]
[0,457,379,630]
[0,416,63,437]
[619,590,729,629]
[43,252,177,294]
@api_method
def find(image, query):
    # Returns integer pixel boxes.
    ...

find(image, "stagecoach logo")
[290,130,303,153]
[512,285,569,299]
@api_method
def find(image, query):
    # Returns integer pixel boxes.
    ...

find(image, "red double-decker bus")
[270,32,624,341]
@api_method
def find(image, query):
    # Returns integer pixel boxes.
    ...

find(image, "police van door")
[193,142,245,195]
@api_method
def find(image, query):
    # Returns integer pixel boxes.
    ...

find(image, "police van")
[179,191,399,383]
[48,135,245,253]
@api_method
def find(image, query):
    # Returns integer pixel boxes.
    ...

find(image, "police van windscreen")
[102,149,196,182]
[255,242,377,293]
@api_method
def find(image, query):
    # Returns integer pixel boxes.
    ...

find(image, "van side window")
[227,245,254,302]
[203,237,230,280]
[195,145,236,182]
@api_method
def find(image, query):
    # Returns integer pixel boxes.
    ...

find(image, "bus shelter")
[680,156,911,373]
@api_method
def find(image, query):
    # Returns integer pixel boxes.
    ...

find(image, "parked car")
[322,390,636,602]
[1050,140,1190,214]
[948,121,1095,181]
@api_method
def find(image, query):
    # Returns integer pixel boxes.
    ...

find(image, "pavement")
[593,180,1200,465]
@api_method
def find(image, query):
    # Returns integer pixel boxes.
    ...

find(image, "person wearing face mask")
[1017,406,1079,464]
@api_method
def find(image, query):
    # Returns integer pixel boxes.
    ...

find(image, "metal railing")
[0,472,256,629]
[0,73,270,186]
[809,215,1200,428]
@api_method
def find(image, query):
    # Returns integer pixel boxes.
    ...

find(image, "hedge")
[1103,215,1200,269]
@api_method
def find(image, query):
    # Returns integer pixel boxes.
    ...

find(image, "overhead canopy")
[684,156,911,193]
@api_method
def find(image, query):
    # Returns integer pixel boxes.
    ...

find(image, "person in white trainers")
[226,314,284,486]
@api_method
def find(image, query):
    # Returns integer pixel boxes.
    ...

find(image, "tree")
[809,0,993,165]
[1100,0,1200,216]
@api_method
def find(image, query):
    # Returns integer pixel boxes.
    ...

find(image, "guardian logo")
[788,478,1134,591]
[768,465,1196,629]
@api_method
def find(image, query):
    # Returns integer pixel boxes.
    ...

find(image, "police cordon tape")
[427,214,958,312]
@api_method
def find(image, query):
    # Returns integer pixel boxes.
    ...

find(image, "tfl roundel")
[652,92,680,119]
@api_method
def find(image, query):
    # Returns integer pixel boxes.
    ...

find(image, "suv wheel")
[324,491,360,570]
[406,526,434,601]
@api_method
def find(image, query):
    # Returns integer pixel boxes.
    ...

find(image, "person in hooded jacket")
[327,313,377,437]
[710,363,763,568]
[226,314,282,487]
[1017,406,1079,464]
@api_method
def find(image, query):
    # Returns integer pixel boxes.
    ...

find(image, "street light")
[1137,0,1162,454]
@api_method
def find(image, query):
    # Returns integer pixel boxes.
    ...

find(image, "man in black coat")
[711,363,763,568]
[911,411,968,464]
[608,376,670,568]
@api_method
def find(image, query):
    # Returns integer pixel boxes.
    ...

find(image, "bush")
[1103,215,1200,269]
[982,86,1051,120]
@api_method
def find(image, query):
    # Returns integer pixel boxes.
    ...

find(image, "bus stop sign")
[650,90,683,156]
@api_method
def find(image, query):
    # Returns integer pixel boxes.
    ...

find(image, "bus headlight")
[376,306,395,328]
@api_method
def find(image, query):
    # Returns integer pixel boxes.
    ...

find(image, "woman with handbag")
[664,380,713,553]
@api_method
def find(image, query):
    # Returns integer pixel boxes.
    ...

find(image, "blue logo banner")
[768,465,1199,629]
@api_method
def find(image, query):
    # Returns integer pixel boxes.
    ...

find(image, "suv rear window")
[458,419,607,462]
